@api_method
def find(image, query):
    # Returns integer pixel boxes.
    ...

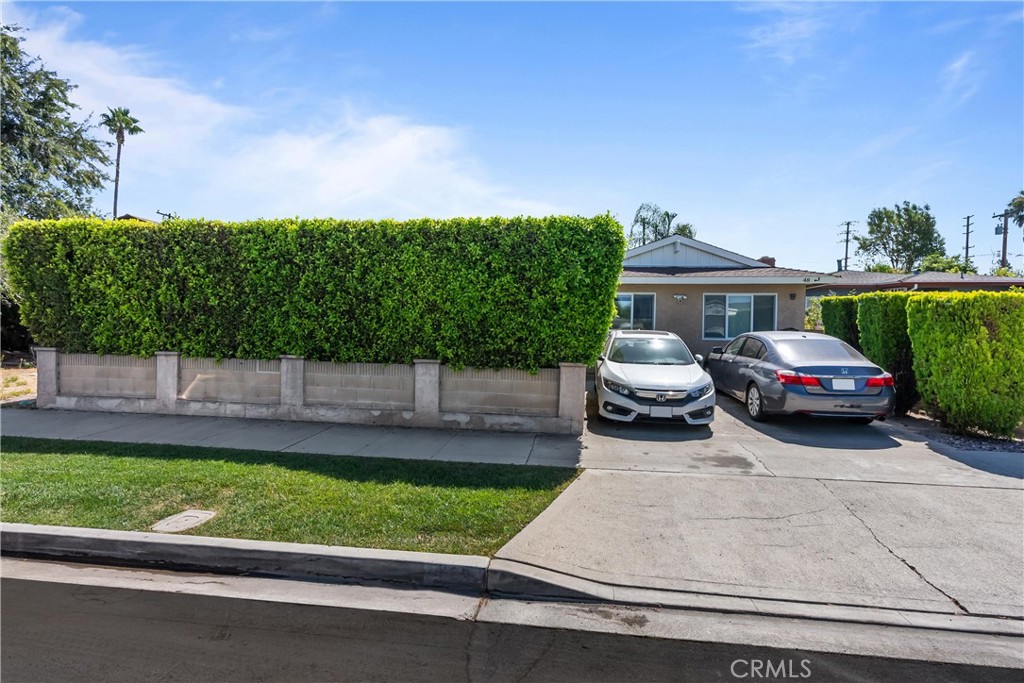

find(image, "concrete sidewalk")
[0,407,582,468]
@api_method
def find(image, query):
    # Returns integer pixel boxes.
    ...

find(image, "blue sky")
[8,1,1023,272]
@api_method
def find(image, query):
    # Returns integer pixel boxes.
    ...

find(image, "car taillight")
[865,373,894,387]
[775,370,820,387]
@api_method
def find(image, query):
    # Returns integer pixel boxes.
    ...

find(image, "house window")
[703,294,776,339]
[614,293,655,330]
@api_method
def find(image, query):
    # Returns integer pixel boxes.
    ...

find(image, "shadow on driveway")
[930,449,1024,479]
[713,393,904,451]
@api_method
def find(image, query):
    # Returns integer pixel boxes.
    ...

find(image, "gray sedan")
[704,331,895,424]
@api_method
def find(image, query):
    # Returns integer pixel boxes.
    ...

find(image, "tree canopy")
[628,202,695,247]
[0,25,109,220]
[864,262,900,273]
[855,202,944,273]
[919,252,976,274]
[1009,191,1024,229]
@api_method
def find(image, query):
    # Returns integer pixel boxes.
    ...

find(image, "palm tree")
[99,107,143,217]
[1009,190,1024,229]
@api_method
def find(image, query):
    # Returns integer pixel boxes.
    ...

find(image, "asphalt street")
[3,559,1020,682]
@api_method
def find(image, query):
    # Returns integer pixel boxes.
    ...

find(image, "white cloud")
[12,6,245,178]
[852,126,919,160]
[9,4,558,220]
[200,111,559,220]
[941,50,983,105]
[229,27,291,43]
[741,2,827,65]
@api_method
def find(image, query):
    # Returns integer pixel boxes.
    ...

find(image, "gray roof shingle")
[622,266,831,279]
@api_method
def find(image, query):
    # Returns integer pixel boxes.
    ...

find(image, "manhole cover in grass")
[152,509,216,533]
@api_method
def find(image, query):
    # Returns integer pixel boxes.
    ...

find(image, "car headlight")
[603,378,634,397]
[690,382,714,399]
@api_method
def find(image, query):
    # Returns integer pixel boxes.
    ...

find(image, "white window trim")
[615,292,657,330]
[701,293,777,340]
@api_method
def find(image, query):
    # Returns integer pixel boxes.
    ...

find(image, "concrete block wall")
[440,367,559,416]
[35,349,588,435]
[305,362,414,409]
[58,353,156,399]
[179,358,281,404]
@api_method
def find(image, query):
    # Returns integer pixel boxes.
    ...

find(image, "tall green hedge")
[1,216,626,369]
[907,292,1024,436]
[857,292,918,415]
[820,296,860,350]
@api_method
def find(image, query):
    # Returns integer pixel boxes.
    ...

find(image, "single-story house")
[616,235,836,356]
[806,269,1024,297]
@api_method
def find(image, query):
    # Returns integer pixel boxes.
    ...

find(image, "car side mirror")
[694,354,704,365]
[711,346,723,355]
[598,355,605,361]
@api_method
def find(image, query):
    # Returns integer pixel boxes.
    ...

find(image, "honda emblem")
[656,393,667,402]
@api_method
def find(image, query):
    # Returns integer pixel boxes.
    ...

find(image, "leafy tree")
[0,25,109,219]
[672,223,695,238]
[855,202,944,273]
[628,202,695,247]
[864,262,901,273]
[804,296,823,330]
[920,252,976,274]
[1009,191,1024,229]
[991,265,1023,278]
[99,107,144,217]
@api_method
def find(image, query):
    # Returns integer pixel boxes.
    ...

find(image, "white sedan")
[596,330,716,425]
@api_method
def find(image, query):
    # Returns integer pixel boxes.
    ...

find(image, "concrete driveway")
[497,392,1024,620]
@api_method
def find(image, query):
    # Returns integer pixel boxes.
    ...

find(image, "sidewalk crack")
[737,442,776,476]
[524,435,538,465]
[819,479,971,614]
[276,424,336,452]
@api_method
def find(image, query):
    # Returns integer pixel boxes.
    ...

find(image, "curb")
[0,523,488,593]
[3,523,1022,639]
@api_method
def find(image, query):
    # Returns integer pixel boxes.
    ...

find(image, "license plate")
[650,406,674,418]
[832,378,856,391]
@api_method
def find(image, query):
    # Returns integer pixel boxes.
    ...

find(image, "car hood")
[604,362,710,390]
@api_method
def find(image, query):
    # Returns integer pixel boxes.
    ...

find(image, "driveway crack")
[689,507,828,522]
[819,479,971,614]
[737,441,776,476]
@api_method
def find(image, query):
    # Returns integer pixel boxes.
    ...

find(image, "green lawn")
[0,436,577,556]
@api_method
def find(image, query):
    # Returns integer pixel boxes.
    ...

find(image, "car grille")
[632,388,704,407]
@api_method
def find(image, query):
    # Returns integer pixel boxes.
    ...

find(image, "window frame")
[739,338,767,360]
[613,292,656,330]
[702,293,778,340]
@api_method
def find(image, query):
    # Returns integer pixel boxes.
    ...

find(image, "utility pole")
[962,215,974,267]
[993,209,1011,269]
[837,220,856,271]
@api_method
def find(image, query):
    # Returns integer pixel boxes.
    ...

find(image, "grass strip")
[1,436,577,556]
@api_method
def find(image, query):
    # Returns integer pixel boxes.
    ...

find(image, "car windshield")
[775,339,865,363]
[608,337,696,365]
